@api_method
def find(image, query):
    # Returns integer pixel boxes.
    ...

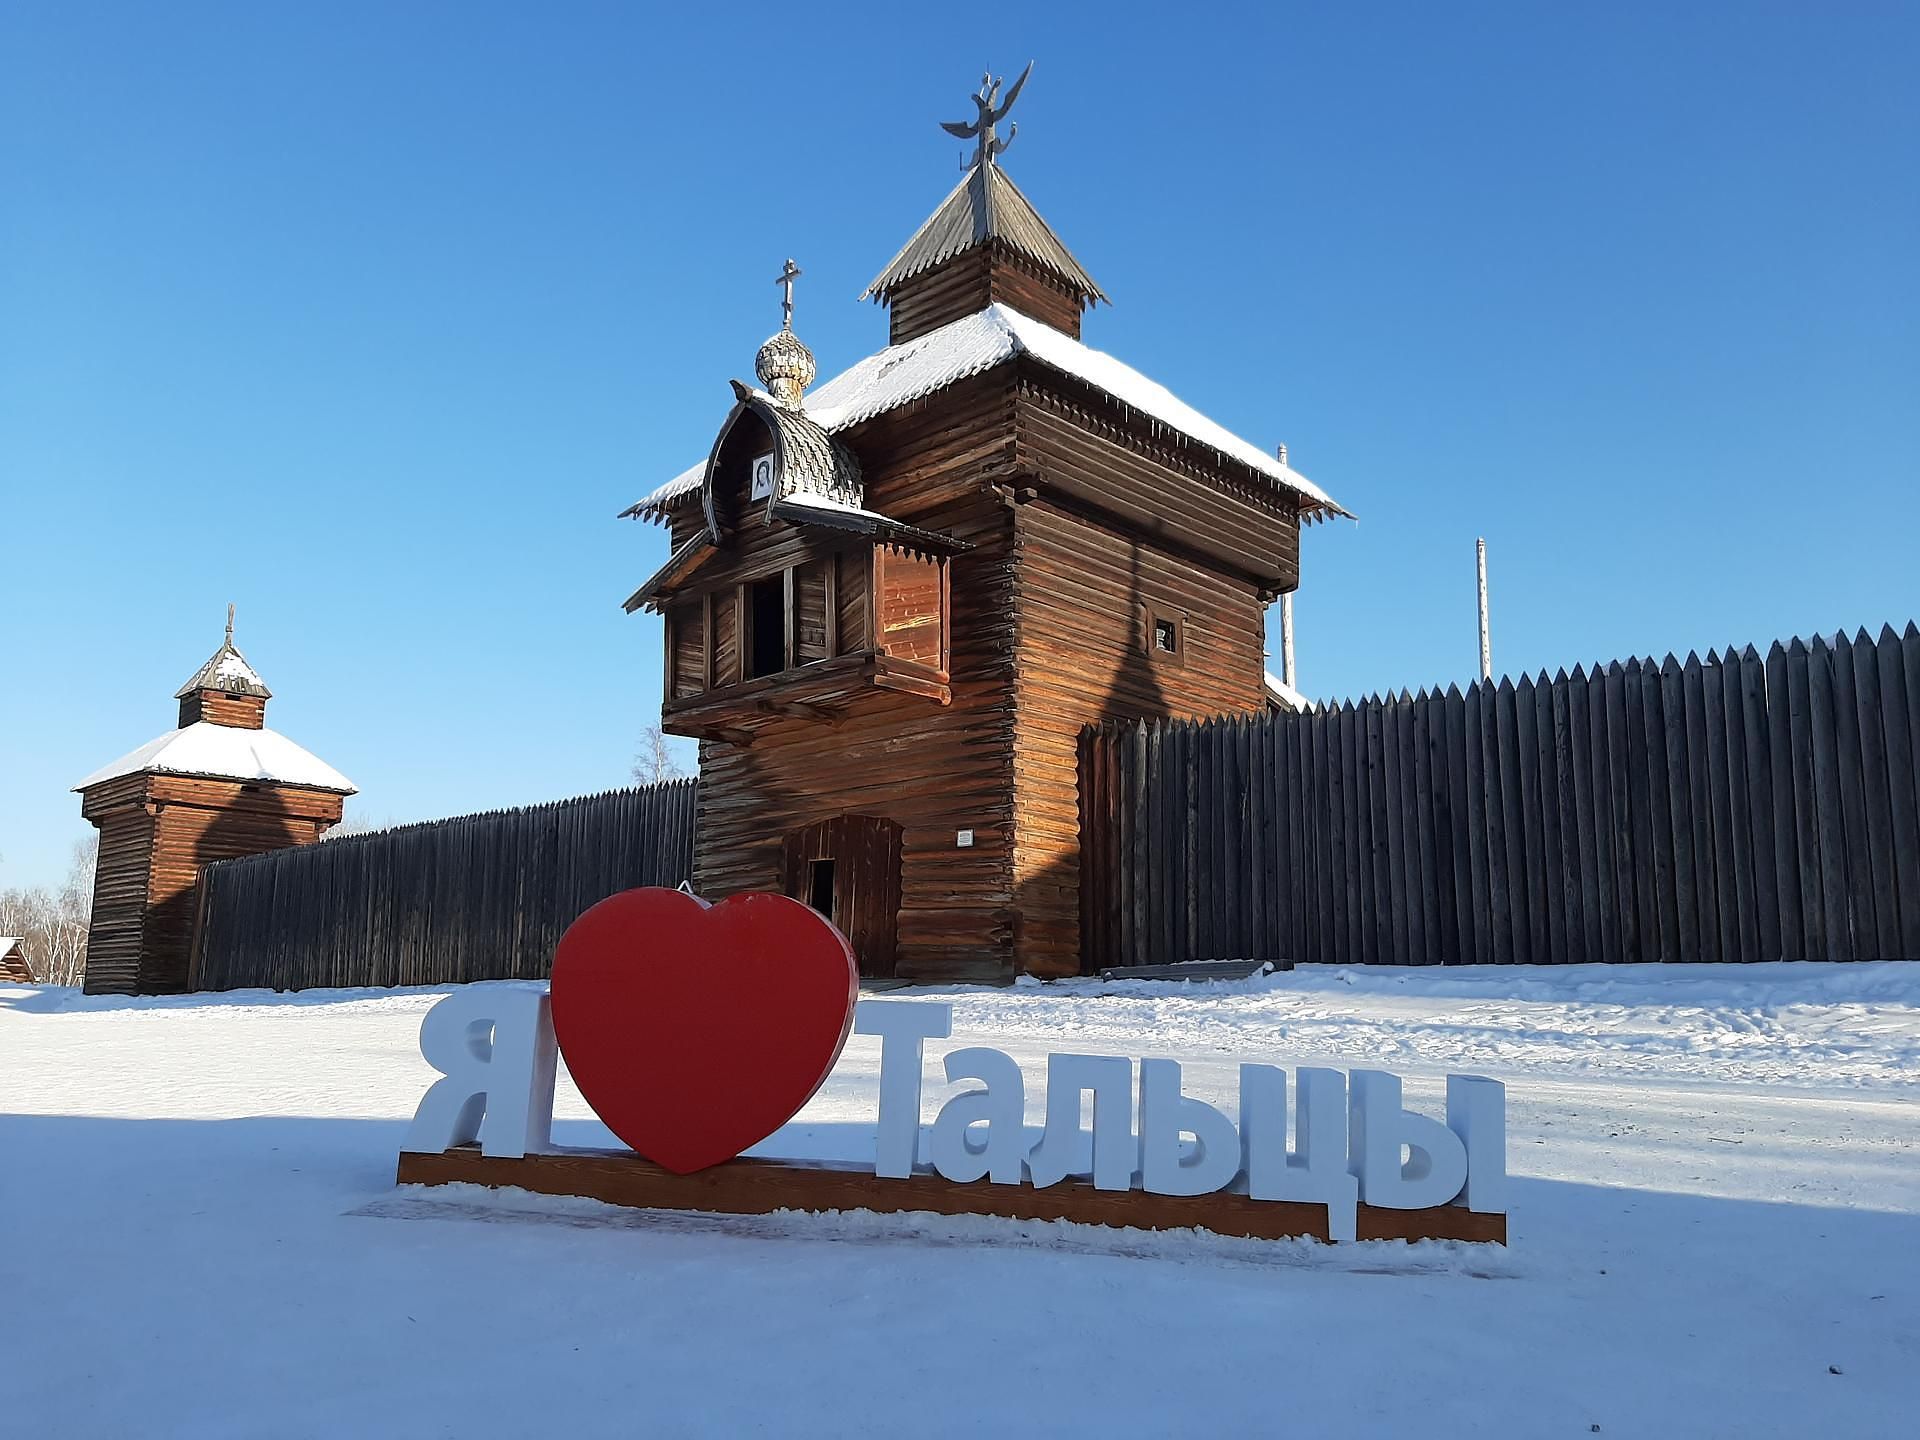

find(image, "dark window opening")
[1136,610,1182,664]
[1148,607,1183,660]
[807,858,835,918]
[749,574,786,678]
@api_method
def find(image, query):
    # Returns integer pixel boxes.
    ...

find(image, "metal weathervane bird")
[943,60,1034,169]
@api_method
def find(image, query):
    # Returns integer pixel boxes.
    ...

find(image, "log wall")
[78,785,157,994]
[178,692,266,729]
[1081,627,1920,969]
[1016,366,1302,592]
[1006,369,1290,975]
[691,372,1020,983]
[885,244,1085,344]
[78,771,344,994]
[1010,498,1269,976]
[144,777,342,991]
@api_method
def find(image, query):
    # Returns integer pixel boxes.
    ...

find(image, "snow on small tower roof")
[174,606,272,700]
[73,723,356,795]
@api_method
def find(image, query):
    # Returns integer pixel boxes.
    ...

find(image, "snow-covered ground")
[2,963,1916,1437]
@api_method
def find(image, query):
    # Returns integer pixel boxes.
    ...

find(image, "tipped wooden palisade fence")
[1081,626,1920,969]
[190,780,698,991]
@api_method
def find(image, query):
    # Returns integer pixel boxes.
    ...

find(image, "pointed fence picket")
[1079,625,1920,969]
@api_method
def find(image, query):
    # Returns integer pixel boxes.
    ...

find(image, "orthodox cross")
[775,258,802,330]
[942,60,1033,169]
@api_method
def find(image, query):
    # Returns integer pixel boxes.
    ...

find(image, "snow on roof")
[771,491,972,553]
[810,306,1345,514]
[0,938,21,952]
[625,305,1347,521]
[1265,671,1314,713]
[174,641,272,700]
[74,722,357,795]
[630,458,710,515]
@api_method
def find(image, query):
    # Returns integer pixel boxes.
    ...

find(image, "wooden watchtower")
[622,68,1347,982]
[73,613,356,994]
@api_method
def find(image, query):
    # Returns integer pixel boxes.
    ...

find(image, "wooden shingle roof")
[174,640,271,700]
[861,163,1107,307]
[730,381,865,512]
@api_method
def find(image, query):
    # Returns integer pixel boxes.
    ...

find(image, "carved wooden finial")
[226,602,235,647]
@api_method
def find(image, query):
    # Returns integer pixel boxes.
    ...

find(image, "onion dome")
[756,257,815,409]
[755,326,815,409]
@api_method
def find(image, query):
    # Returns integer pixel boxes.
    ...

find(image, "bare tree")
[61,834,97,911]
[0,835,95,986]
[632,724,689,786]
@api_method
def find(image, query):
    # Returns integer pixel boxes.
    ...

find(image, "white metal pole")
[1476,537,1492,682]
[1280,592,1297,689]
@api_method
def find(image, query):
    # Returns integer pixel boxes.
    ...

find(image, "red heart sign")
[549,887,858,1174]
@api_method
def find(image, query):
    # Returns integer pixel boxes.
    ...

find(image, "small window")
[808,858,835,917]
[1146,606,1184,661]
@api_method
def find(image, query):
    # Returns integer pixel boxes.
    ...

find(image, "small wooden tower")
[622,68,1348,982]
[73,611,355,994]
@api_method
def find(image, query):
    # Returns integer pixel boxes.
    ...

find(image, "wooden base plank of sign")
[396,1146,1507,1245]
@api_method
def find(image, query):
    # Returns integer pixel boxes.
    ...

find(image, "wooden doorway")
[782,815,902,978]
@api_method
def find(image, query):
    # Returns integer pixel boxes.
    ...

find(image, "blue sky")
[2,2,1915,889]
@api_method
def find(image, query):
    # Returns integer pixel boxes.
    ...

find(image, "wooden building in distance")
[623,70,1348,982]
[73,615,355,994]
[0,937,29,985]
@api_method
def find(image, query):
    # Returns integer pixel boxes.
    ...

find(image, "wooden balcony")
[660,649,950,744]
[658,539,953,743]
